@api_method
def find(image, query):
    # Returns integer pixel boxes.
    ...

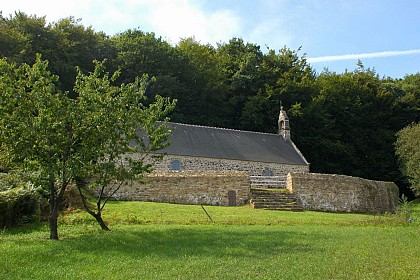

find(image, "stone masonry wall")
[111,171,250,206]
[151,154,309,176]
[287,172,399,213]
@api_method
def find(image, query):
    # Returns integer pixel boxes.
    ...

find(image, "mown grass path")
[1,202,419,279]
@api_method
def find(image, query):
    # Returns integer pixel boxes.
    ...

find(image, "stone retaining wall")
[111,171,250,206]
[287,172,399,213]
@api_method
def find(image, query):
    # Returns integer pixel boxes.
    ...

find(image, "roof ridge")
[165,121,279,137]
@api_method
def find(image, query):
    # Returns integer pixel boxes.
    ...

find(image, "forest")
[1,12,419,197]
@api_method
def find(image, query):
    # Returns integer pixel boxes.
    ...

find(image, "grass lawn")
[1,201,420,279]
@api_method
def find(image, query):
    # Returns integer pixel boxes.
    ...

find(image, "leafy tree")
[111,29,181,84]
[296,68,391,178]
[217,38,263,94]
[111,29,195,122]
[216,38,264,128]
[239,95,278,133]
[71,62,175,230]
[240,47,316,132]
[0,13,30,62]
[0,56,174,238]
[291,64,419,188]
[175,38,228,126]
[0,12,53,65]
[50,17,115,95]
[0,12,113,94]
[395,73,420,125]
[395,123,420,196]
[0,56,73,239]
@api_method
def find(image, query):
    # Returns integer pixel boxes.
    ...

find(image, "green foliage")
[1,11,419,198]
[0,55,77,238]
[396,194,414,223]
[0,12,113,94]
[396,122,420,195]
[0,55,63,169]
[0,55,175,237]
[112,29,186,83]
[0,188,40,227]
[291,68,415,186]
[0,172,20,192]
[71,60,175,230]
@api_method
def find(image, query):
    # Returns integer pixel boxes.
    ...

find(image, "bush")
[0,172,20,191]
[0,189,41,228]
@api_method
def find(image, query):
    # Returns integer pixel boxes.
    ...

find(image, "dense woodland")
[1,13,419,196]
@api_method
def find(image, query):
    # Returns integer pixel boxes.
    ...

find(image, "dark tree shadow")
[59,225,320,259]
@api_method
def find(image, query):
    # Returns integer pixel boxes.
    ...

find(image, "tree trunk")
[49,209,59,240]
[76,184,110,231]
[93,212,110,231]
[49,197,63,239]
[48,184,60,240]
[48,193,59,240]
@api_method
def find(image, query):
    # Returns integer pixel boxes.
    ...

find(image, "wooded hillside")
[1,12,418,196]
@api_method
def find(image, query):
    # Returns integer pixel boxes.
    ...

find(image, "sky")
[1,0,419,78]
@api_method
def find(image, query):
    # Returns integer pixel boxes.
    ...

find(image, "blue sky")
[2,0,419,78]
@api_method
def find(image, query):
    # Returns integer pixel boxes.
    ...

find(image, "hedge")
[0,189,40,228]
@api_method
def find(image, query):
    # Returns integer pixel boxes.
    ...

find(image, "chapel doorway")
[228,191,237,206]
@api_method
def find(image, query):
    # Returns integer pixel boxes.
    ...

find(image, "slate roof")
[158,122,309,166]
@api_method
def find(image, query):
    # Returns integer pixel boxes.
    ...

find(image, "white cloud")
[1,0,233,39]
[9,0,243,43]
[248,18,293,50]
[308,49,420,63]
[205,10,242,44]
[1,0,91,21]
[142,0,241,44]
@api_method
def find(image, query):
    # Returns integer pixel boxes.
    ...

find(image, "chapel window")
[171,159,181,171]
[263,168,273,176]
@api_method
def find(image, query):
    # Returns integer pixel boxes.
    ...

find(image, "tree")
[111,29,194,123]
[0,56,174,239]
[239,47,316,132]
[216,38,264,128]
[0,12,52,65]
[111,29,179,84]
[71,61,175,230]
[50,17,115,95]
[0,56,73,239]
[0,12,114,95]
[291,66,405,181]
[175,38,228,127]
[395,123,420,196]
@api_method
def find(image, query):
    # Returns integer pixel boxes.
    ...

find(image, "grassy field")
[1,201,420,279]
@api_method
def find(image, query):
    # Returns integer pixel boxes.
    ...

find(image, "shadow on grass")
[59,225,319,259]
[1,222,48,235]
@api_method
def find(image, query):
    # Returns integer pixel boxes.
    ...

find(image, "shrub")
[0,172,20,191]
[0,189,40,228]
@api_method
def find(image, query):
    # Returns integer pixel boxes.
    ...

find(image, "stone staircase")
[250,188,303,211]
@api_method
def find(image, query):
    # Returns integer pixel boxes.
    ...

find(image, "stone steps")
[250,188,303,212]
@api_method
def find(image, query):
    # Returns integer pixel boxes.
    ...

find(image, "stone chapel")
[115,106,398,213]
[151,106,310,176]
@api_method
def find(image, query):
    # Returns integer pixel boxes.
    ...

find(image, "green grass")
[1,201,420,279]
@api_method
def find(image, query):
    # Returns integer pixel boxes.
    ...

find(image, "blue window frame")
[263,168,273,176]
[171,160,181,171]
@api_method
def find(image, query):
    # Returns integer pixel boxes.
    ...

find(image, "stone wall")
[150,154,309,176]
[287,172,399,213]
[111,171,250,206]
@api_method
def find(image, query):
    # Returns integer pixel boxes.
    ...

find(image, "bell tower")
[278,104,290,141]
